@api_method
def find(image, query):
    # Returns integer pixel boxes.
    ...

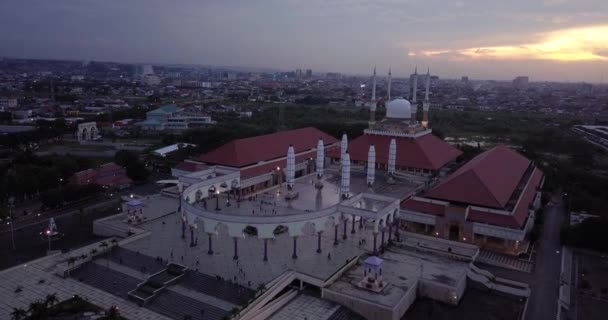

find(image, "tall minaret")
[422,68,431,129]
[369,66,377,128]
[340,133,348,160]
[315,138,325,189]
[387,67,392,101]
[411,67,418,120]
[412,66,418,103]
[286,144,295,190]
[341,151,351,199]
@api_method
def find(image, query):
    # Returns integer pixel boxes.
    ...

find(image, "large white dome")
[386,98,411,119]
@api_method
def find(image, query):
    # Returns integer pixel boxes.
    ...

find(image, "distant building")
[71,162,132,189]
[461,76,469,84]
[143,75,161,86]
[153,143,196,158]
[141,64,154,76]
[0,97,18,109]
[137,104,216,131]
[513,76,529,90]
[305,69,312,78]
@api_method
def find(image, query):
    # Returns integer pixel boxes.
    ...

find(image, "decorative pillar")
[373,232,378,255]
[381,227,385,252]
[317,232,322,253]
[334,225,339,245]
[388,222,393,243]
[292,237,298,259]
[207,234,213,255]
[342,219,348,240]
[351,216,356,234]
[359,217,364,229]
[233,238,238,260]
[263,239,268,261]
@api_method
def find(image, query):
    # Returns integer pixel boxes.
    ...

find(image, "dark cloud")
[0,0,606,80]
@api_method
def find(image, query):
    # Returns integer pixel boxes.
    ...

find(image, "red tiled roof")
[175,161,206,172]
[467,168,543,228]
[198,127,338,168]
[401,198,446,216]
[328,133,461,170]
[240,151,317,180]
[96,175,132,186]
[426,145,531,208]
[97,162,123,173]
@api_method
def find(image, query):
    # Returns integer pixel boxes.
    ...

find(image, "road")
[525,192,567,320]
[1,176,167,234]
[0,206,112,269]
[476,192,566,319]
[0,178,167,270]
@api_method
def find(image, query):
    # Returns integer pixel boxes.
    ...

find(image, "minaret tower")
[387,67,392,101]
[411,66,418,119]
[412,66,418,103]
[369,66,377,128]
[422,68,431,128]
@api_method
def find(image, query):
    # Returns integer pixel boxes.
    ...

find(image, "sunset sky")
[1,0,607,81]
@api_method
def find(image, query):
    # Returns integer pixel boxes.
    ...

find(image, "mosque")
[0,67,541,320]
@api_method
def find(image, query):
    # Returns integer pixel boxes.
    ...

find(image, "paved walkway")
[0,250,172,320]
[126,208,386,289]
[270,293,340,320]
[94,259,237,312]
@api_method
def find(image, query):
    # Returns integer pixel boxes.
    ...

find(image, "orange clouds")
[414,25,608,62]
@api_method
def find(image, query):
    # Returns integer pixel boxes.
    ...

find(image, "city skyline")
[1,0,607,81]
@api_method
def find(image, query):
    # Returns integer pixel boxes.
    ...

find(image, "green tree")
[114,150,139,167]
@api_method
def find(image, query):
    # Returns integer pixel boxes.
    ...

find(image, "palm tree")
[44,293,59,309]
[28,301,48,319]
[105,305,121,320]
[10,307,27,320]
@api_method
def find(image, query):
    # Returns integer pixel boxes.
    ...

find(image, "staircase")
[467,263,530,297]
[128,263,187,304]
[181,270,254,305]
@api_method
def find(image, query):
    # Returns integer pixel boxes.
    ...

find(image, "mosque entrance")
[448,225,460,241]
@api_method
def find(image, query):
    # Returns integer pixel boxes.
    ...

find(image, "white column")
[286,144,295,190]
[340,133,348,160]
[316,138,324,178]
[341,152,351,198]
[388,138,397,175]
[367,144,376,186]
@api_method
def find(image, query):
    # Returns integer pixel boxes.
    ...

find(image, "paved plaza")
[126,204,393,289]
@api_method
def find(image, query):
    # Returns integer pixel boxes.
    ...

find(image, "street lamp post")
[215,190,220,211]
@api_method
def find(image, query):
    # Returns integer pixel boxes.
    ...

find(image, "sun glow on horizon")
[417,25,608,62]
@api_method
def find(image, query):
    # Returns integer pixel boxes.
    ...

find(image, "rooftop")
[426,145,532,208]
[194,168,420,218]
[198,127,338,168]
[326,246,469,309]
[331,133,462,170]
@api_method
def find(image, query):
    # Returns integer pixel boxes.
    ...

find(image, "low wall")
[418,275,465,306]
[322,288,397,320]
